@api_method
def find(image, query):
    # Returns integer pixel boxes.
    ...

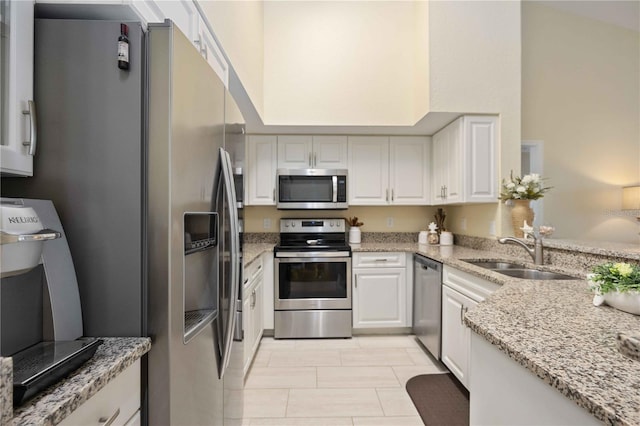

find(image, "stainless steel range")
[274,218,352,338]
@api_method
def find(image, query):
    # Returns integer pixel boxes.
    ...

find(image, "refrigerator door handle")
[219,147,240,378]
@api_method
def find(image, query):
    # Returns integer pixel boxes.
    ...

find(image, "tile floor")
[242,334,448,426]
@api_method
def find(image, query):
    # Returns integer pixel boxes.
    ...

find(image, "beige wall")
[198,1,265,117]
[262,1,419,126]
[522,2,640,243]
[245,206,440,233]
[427,1,522,238]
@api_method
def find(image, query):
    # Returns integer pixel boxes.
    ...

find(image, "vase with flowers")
[499,171,552,237]
[589,262,640,315]
[347,216,363,244]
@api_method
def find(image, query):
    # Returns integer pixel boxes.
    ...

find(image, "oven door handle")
[332,175,338,203]
[275,251,351,258]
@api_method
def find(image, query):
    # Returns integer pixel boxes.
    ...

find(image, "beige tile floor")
[242,334,448,426]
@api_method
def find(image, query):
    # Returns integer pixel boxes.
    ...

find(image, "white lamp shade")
[622,186,640,210]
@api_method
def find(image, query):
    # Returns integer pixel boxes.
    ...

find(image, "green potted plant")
[589,262,640,315]
[347,216,363,244]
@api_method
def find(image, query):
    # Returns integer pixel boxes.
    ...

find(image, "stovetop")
[275,218,349,254]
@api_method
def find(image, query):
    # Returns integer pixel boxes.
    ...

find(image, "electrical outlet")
[386,217,394,228]
[263,218,271,230]
[489,220,496,236]
[461,218,467,231]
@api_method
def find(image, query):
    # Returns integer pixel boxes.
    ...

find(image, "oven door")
[275,255,351,310]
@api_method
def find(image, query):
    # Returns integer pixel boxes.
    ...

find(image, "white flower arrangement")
[499,171,552,201]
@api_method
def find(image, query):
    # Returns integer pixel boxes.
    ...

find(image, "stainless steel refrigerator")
[3,19,243,425]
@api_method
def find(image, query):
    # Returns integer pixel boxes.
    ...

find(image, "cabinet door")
[1,0,34,176]
[465,116,497,203]
[353,267,406,328]
[242,293,253,372]
[441,285,476,389]
[277,135,312,169]
[431,129,446,204]
[445,117,464,203]
[389,136,430,205]
[59,360,140,426]
[247,135,277,205]
[251,277,264,355]
[348,136,389,205]
[196,16,229,88]
[312,135,348,169]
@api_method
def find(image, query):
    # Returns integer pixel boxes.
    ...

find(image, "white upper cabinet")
[1,0,34,176]
[431,115,497,204]
[389,136,430,205]
[277,135,347,169]
[349,136,430,205]
[246,135,277,205]
[348,136,390,205]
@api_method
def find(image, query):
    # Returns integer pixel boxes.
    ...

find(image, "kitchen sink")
[463,260,523,270]
[462,259,576,280]
[495,269,575,280]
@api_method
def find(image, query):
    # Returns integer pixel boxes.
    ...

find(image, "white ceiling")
[540,0,640,32]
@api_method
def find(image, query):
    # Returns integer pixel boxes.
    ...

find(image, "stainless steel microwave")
[276,169,348,209]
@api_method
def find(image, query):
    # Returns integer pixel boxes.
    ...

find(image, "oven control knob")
[291,222,296,228]
[329,221,334,227]
[284,221,290,227]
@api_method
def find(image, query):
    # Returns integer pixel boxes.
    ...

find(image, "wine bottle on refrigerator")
[117,24,129,70]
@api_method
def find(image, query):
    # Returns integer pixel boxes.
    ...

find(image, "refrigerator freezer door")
[147,22,226,426]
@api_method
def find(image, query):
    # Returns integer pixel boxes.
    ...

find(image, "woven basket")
[510,200,534,238]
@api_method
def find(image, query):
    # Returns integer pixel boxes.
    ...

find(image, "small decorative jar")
[349,226,361,244]
[440,231,453,246]
[427,231,439,245]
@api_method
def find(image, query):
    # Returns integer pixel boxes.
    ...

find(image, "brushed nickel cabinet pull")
[98,407,120,426]
[22,100,37,155]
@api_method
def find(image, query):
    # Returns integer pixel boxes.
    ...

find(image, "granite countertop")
[11,337,151,426]
[243,243,274,266]
[355,242,640,426]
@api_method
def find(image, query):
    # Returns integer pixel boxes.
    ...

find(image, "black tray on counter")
[12,338,103,406]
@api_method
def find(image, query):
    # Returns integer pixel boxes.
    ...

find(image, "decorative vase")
[349,227,361,244]
[510,200,534,238]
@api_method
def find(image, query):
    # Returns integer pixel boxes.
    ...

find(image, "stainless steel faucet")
[498,232,544,265]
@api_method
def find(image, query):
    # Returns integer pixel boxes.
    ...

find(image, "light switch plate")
[263,218,271,230]
[386,217,394,228]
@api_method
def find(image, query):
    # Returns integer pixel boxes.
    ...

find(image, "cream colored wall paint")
[522,2,640,243]
[413,0,430,122]
[245,206,439,233]
[262,1,416,126]
[198,1,264,117]
[428,1,521,237]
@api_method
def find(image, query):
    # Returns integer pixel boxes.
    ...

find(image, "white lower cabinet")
[441,285,476,388]
[243,256,264,376]
[352,252,410,329]
[60,359,140,426]
[441,266,500,389]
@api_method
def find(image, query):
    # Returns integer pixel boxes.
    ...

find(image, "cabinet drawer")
[60,359,140,426]
[243,256,264,289]
[443,266,500,303]
[353,252,406,268]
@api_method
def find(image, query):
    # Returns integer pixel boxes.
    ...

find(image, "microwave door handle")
[332,176,338,203]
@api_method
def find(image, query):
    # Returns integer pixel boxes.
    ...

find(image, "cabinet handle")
[391,189,394,202]
[251,290,256,308]
[22,100,37,156]
[309,153,312,167]
[313,152,317,167]
[374,258,388,262]
[440,186,444,199]
[444,185,448,199]
[99,408,120,426]
[354,275,357,288]
[273,188,276,202]
[243,278,249,285]
[386,188,389,202]
[460,306,469,325]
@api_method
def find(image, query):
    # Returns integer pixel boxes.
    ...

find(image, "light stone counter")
[12,337,151,426]
[356,242,639,426]
[243,243,274,266]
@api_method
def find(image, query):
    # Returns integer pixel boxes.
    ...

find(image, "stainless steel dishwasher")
[413,254,443,359]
